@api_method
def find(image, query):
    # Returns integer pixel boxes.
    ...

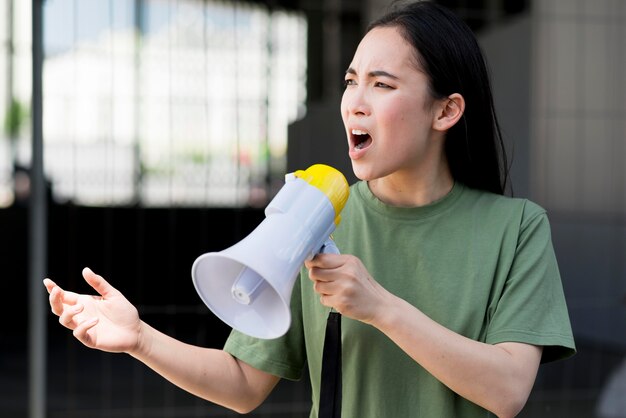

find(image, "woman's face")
[341,26,443,182]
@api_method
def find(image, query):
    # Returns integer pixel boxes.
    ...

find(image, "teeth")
[355,142,365,150]
[351,129,368,135]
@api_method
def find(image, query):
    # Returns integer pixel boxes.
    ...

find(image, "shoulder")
[457,186,552,240]
[461,185,546,218]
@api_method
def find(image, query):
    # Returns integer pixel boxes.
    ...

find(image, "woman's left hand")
[305,253,392,324]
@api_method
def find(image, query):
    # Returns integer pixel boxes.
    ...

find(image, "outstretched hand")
[43,268,141,354]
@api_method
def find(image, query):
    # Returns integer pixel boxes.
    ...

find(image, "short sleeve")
[486,202,576,363]
[223,276,307,380]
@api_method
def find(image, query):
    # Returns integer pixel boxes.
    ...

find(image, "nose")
[342,85,370,117]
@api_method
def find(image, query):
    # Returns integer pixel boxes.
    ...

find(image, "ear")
[432,93,465,132]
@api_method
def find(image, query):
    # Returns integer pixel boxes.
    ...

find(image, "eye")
[374,81,392,89]
[344,78,356,87]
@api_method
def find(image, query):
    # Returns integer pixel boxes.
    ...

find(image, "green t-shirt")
[224,181,576,417]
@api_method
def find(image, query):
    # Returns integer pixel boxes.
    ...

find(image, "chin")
[350,161,377,182]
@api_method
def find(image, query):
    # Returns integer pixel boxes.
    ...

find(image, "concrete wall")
[479,14,532,198]
[529,0,626,349]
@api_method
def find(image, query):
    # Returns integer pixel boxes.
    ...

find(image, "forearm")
[370,295,541,418]
[129,321,278,413]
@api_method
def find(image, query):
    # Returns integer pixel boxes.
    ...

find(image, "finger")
[312,279,336,296]
[312,280,325,295]
[319,294,333,308]
[49,285,81,315]
[82,267,118,299]
[58,303,84,329]
[44,279,75,303]
[48,287,63,316]
[73,317,99,347]
[307,264,342,283]
[43,278,57,293]
[49,286,79,316]
[305,253,346,270]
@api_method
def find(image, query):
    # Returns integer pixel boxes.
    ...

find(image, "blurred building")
[2,0,307,208]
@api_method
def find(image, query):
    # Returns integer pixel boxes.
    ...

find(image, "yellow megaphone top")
[294,164,350,225]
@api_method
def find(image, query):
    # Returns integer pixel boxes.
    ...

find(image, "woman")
[44,2,575,417]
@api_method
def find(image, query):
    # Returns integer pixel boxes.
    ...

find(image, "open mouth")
[351,129,372,150]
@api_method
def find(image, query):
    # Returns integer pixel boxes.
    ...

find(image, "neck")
[368,163,454,208]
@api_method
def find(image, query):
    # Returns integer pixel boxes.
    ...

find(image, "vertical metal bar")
[264,8,272,199]
[233,3,241,203]
[167,0,174,205]
[6,0,16,163]
[5,0,14,116]
[202,0,211,204]
[133,0,144,204]
[29,0,47,417]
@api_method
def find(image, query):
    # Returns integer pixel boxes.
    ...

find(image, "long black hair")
[368,1,509,195]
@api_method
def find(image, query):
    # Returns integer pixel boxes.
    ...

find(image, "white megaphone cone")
[191,164,350,339]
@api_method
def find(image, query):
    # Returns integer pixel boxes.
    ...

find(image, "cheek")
[385,99,432,132]
[379,103,411,134]
[340,92,350,122]
[381,96,412,122]
[340,106,347,124]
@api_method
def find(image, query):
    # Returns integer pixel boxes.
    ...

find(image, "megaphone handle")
[320,236,340,255]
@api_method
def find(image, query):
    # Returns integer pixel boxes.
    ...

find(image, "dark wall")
[1,203,267,416]
[1,206,28,341]
[0,204,264,351]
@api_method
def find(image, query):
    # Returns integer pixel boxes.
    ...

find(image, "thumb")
[82,267,119,299]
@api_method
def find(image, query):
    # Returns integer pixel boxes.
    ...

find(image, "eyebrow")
[345,67,399,80]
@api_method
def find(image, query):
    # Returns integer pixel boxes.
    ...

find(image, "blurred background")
[1,0,625,417]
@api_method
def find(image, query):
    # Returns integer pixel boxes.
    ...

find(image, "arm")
[44,268,279,414]
[306,254,542,418]
[373,295,541,418]
[129,321,279,413]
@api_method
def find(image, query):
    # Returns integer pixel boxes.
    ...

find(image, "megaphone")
[191,164,350,339]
